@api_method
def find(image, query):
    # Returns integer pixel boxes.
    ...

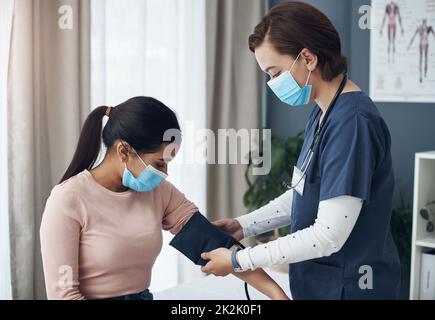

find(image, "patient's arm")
[200,245,289,300]
[232,268,289,300]
[231,244,288,300]
[170,212,288,300]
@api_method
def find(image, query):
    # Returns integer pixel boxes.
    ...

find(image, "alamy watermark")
[58,265,73,290]
[358,265,374,290]
[358,5,373,30]
[163,122,272,176]
[58,5,73,30]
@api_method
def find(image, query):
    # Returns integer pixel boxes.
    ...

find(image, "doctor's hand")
[200,248,233,277]
[212,219,244,241]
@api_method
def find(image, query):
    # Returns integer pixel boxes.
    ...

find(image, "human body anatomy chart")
[370,0,435,102]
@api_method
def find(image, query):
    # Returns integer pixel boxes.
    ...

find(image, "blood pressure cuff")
[169,212,238,266]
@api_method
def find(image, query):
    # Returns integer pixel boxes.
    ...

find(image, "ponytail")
[60,96,181,184]
[59,106,107,183]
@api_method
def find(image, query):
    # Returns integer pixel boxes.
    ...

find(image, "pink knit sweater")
[40,169,197,299]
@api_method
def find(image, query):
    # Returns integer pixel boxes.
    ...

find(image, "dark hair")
[248,1,347,81]
[60,96,180,183]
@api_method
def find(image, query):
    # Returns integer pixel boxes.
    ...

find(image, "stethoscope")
[243,73,347,300]
[283,73,348,190]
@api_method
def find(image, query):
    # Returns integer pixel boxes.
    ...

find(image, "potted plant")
[390,193,413,299]
[419,200,435,233]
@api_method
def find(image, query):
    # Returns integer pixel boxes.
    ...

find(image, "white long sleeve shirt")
[235,191,363,271]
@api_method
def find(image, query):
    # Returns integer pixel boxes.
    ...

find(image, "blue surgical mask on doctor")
[267,51,312,107]
[122,149,167,192]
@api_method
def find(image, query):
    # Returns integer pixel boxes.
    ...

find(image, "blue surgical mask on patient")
[267,51,312,107]
[122,150,167,192]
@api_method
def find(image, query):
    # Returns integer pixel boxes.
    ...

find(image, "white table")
[154,269,291,300]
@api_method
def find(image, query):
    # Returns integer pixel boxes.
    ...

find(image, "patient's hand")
[212,219,243,241]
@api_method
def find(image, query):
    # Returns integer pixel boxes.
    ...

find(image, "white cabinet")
[410,151,435,300]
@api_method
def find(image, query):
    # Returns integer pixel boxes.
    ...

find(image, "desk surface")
[154,269,291,300]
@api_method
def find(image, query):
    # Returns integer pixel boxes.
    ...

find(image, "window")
[90,0,206,292]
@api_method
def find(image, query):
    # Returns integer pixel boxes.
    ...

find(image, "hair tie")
[105,106,113,118]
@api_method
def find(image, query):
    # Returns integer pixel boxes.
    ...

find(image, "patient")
[40,96,288,300]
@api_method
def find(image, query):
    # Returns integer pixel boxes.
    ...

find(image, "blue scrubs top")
[289,91,401,300]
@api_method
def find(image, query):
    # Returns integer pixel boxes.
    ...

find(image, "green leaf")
[427,221,434,233]
[420,208,429,220]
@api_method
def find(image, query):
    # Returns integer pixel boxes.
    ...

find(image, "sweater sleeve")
[40,187,86,300]
[161,181,199,235]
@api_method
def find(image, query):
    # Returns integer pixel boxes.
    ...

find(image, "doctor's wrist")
[231,247,244,272]
[234,216,249,239]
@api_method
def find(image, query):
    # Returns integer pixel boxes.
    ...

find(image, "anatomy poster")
[370,0,435,103]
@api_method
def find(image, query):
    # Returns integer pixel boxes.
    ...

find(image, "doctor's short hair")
[248,1,348,81]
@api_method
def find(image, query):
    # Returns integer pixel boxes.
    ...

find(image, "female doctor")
[201,1,401,299]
